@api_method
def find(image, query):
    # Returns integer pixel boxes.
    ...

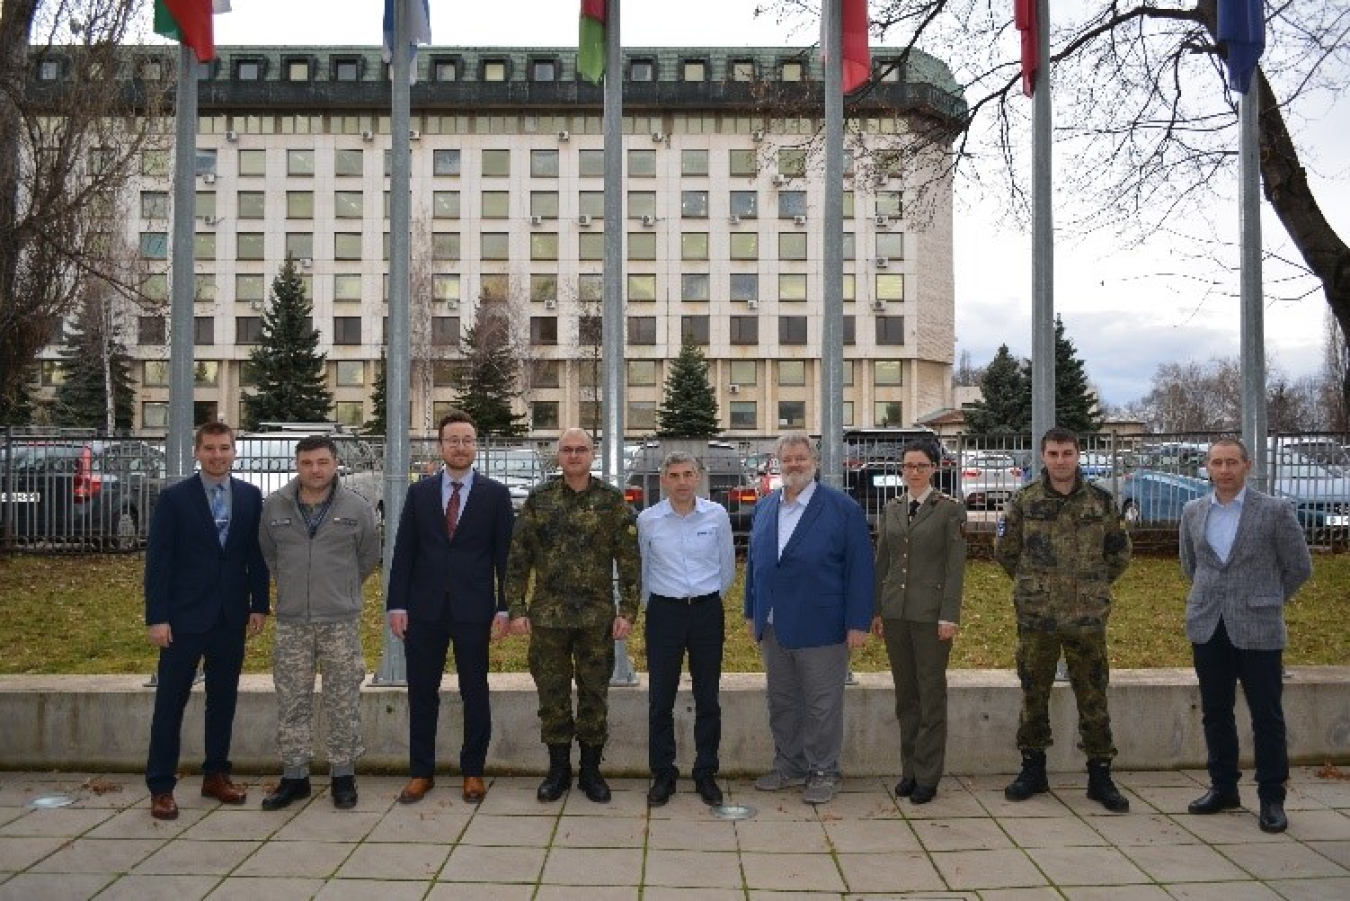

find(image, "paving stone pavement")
[0,767,1347,899]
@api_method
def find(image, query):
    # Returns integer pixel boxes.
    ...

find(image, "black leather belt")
[651,591,720,605]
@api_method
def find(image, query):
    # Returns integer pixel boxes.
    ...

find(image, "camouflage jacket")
[505,476,641,628]
[995,470,1131,633]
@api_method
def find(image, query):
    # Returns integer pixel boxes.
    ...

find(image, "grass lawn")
[1,553,1346,675]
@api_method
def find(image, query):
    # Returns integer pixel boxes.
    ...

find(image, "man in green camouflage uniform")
[995,427,1132,813]
[507,428,641,804]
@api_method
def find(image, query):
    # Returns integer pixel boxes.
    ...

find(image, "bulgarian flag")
[153,0,231,63]
[840,0,870,94]
[579,0,606,85]
[1014,0,1038,97]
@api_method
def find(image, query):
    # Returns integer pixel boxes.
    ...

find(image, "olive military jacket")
[995,470,1131,633]
[505,476,641,628]
[873,490,967,624]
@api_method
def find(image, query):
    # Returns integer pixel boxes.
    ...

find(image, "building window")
[328,317,359,345]
[730,401,758,430]
[729,232,759,260]
[142,149,170,177]
[682,60,707,82]
[531,360,561,388]
[730,273,758,302]
[142,273,168,301]
[482,59,509,81]
[843,316,856,345]
[194,316,215,345]
[681,232,709,261]
[778,191,808,218]
[779,315,808,345]
[480,274,509,301]
[681,273,709,302]
[628,360,659,387]
[235,274,264,303]
[481,191,510,218]
[142,360,169,387]
[530,317,558,345]
[433,274,460,302]
[238,148,266,176]
[781,60,804,82]
[730,360,757,385]
[681,190,709,218]
[629,59,655,82]
[628,232,656,261]
[141,191,169,219]
[875,316,905,345]
[843,232,856,261]
[37,58,62,81]
[577,274,602,302]
[334,190,363,219]
[142,401,168,429]
[876,273,905,302]
[681,149,709,176]
[529,58,557,81]
[730,316,759,345]
[335,149,364,177]
[530,234,559,261]
[434,58,459,81]
[628,191,656,219]
[285,59,311,81]
[334,58,361,81]
[287,149,315,176]
[236,316,262,344]
[628,149,656,178]
[529,275,557,303]
[779,233,808,261]
[778,273,808,301]
[532,401,559,430]
[730,191,758,218]
[681,315,710,345]
[432,233,460,260]
[778,149,807,177]
[778,360,807,387]
[579,149,605,177]
[194,363,218,387]
[138,316,166,345]
[139,232,168,260]
[579,191,604,218]
[195,232,216,260]
[481,233,509,260]
[287,190,314,218]
[333,233,362,260]
[235,59,264,81]
[334,402,364,427]
[877,232,904,259]
[38,361,67,386]
[778,401,806,429]
[334,274,363,302]
[627,274,656,302]
[877,191,902,217]
[431,316,460,346]
[578,232,603,260]
[530,191,559,219]
[729,149,758,177]
[196,191,216,219]
[875,360,903,387]
[628,401,657,431]
[531,149,560,178]
[875,401,903,426]
[433,191,460,218]
[237,191,265,219]
[285,232,313,259]
[482,149,510,177]
[433,149,462,176]
[627,316,657,345]
[730,60,755,81]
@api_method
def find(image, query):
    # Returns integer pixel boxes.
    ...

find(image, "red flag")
[1015,0,1038,97]
[154,0,215,63]
[841,0,871,94]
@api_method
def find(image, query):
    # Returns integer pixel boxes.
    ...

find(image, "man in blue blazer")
[388,410,514,805]
[144,421,270,820]
[744,432,874,805]
[1181,437,1312,834]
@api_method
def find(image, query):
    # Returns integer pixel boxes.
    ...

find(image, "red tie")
[445,481,462,541]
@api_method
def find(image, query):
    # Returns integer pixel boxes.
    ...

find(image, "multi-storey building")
[32,44,966,436]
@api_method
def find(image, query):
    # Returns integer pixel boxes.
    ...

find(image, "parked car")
[233,427,384,519]
[841,461,907,530]
[0,439,164,550]
[477,446,545,510]
[959,452,1024,509]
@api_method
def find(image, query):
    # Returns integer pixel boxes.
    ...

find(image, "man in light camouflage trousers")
[257,436,381,811]
[507,428,641,804]
[995,427,1132,813]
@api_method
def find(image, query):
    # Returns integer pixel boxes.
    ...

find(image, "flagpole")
[166,44,198,480]
[600,0,624,482]
[1238,82,1266,487]
[375,0,413,686]
[1029,0,1054,446]
[819,0,843,487]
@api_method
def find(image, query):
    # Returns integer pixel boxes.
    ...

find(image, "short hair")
[437,409,477,438]
[902,439,940,465]
[295,435,338,459]
[776,431,817,460]
[661,451,702,474]
[195,421,233,448]
[1208,437,1250,462]
[1040,427,1080,451]
[557,427,594,450]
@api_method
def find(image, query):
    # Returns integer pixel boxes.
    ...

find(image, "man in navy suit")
[1181,437,1313,833]
[388,410,514,805]
[144,421,270,820]
[744,432,874,805]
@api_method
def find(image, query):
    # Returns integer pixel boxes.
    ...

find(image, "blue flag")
[382,0,432,82]
[1217,0,1264,95]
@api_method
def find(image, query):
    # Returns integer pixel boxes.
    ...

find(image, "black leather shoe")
[894,776,917,798]
[694,776,723,806]
[261,777,311,811]
[910,784,937,805]
[330,776,357,810]
[1188,788,1242,815]
[647,772,677,807]
[1259,799,1288,833]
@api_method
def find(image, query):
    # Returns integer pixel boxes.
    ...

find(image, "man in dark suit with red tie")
[388,410,515,804]
[144,421,270,820]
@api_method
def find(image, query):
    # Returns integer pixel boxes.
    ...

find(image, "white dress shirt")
[637,497,736,604]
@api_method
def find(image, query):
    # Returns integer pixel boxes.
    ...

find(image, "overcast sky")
[187,0,1350,407]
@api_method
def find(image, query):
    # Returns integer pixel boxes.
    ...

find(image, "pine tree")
[242,256,333,429]
[963,344,1030,434]
[52,297,134,431]
[656,343,720,437]
[452,306,527,437]
[1052,315,1104,434]
[363,352,387,435]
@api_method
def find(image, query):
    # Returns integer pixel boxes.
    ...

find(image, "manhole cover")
[26,794,75,809]
[710,802,755,820]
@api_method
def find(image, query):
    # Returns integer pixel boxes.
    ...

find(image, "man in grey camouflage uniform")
[257,436,381,810]
[507,428,641,804]
[995,427,1132,813]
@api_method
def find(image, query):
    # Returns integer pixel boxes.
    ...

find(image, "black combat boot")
[1086,758,1130,813]
[537,744,573,802]
[1004,750,1050,801]
[577,743,612,803]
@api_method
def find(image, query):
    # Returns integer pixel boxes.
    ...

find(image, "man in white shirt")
[638,451,736,806]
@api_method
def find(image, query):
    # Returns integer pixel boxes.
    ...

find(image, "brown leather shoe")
[397,776,434,804]
[462,776,486,804]
[150,792,179,820]
[200,773,247,805]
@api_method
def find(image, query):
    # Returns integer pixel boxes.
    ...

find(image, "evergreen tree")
[0,374,34,426]
[656,343,720,437]
[52,297,134,431]
[452,306,527,437]
[963,344,1030,434]
[242,256,333,429]
[363,352,387,435]
[1052,315,1104,434]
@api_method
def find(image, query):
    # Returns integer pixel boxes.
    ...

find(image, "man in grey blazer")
[1180,437,1312,834]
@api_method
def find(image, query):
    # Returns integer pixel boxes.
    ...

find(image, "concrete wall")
[2,669,1348,776]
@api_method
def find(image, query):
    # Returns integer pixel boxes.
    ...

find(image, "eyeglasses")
[439,437,477,447]
[559,446,593,455]
[901,463,934,472]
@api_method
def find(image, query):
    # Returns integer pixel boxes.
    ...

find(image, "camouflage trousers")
[528,621,615,746]
[1014,628,1118,760]
[273,619,366,773]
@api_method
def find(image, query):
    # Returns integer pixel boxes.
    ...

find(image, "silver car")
[959,452,1024,509]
